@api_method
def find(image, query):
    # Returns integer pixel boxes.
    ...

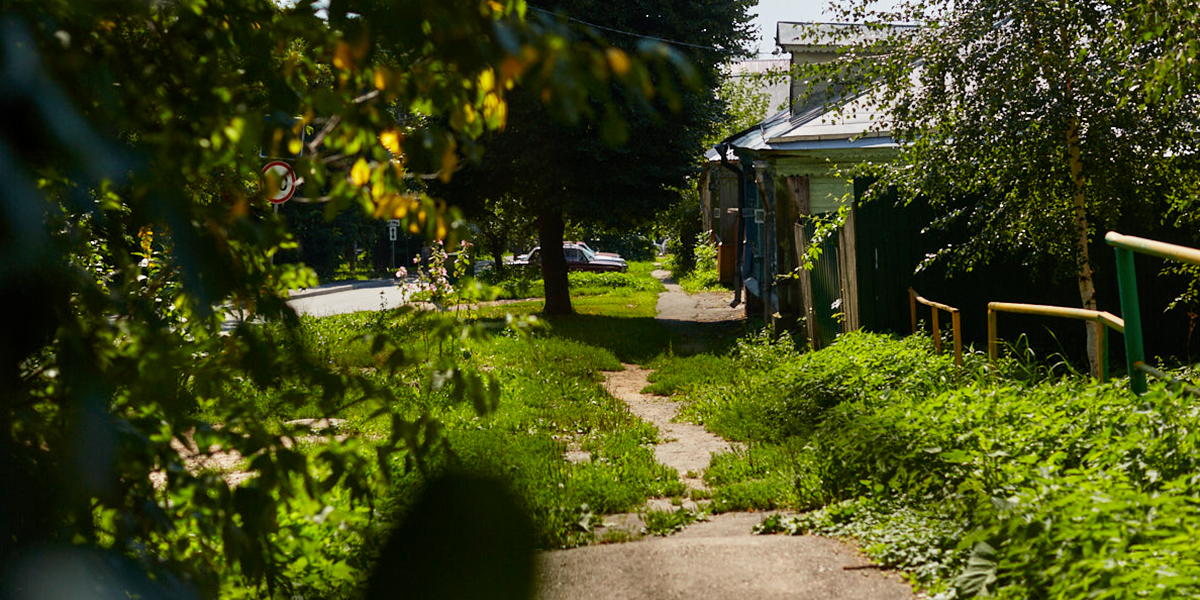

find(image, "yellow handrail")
[909,288,963,366]
[987,302,1125,381]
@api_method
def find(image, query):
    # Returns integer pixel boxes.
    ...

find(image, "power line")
[526,5,727,53]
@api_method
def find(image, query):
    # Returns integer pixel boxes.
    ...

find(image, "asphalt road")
[218,279,410,331]
[285,278,411,317]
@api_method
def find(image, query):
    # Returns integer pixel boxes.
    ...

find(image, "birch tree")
[816,0,1198,376]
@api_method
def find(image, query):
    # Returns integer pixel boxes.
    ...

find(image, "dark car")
[511,245,627,273]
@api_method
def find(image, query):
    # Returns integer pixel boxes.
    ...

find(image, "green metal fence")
[1106,232,1200,395]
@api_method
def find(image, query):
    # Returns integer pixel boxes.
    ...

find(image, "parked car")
[570,241,622,260]
[568,242,627,269]
[511,244,627,273]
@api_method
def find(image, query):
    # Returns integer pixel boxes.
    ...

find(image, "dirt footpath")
[535,270,916,600]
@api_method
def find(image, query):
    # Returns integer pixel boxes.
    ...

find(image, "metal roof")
[719,87,896,154]
[776,22,918,51]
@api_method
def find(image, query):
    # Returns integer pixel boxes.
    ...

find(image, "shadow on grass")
[537,313,672,364]
[537,314,753,363]
[655,317,747,357]
[474,295,749,363]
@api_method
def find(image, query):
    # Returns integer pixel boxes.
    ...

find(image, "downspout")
[718,142,744,308]
[757,163,776,318]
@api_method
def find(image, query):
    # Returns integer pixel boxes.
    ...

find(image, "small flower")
[395,267,408,278]
[413,256,420,264]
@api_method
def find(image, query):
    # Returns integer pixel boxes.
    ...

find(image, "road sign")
[387,220,401,269]
[261,161,297,204]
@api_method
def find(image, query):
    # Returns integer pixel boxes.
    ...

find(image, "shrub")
[677,328,1200,598]
[678,235,722,293]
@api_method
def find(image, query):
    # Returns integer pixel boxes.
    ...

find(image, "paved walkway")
[535,270,916,600]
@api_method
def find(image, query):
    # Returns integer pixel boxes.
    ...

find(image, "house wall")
[701,167,741,237]
[770,157,853,213]
[760,154,864,346]
[702,163,743,286]
[716,171,739,243]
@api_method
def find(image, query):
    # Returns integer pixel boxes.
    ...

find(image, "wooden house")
[701,22,920,348]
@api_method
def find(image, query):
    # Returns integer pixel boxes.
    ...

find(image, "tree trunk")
[1067,117,1101,378]
[490,246,506,277]
[486,231,506,277]
[538,209,573,316]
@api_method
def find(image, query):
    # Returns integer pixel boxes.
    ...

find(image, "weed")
[676,235,724,293]
[755,499,966,591]
[644,353,738,396]
[596,528,640,544]
[642,507,701,536]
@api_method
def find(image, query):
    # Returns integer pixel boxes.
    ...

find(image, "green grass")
[677,241,725,293]
[703,440,817,513]
[643,353,738,395]
[643,506,701,536]
[475,260,665,301]
[214,261,685,556]
[660,242,725,294]
[474,291,672,363]
[660,329,1200,598]
[212,256,1200,600]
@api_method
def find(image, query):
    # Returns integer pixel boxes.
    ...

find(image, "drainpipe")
[718,143,744,308]
[755,162,776,319]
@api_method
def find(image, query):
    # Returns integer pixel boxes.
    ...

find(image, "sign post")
[388,219,400,271]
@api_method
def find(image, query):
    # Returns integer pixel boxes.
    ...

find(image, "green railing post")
[1112,246,1146,394]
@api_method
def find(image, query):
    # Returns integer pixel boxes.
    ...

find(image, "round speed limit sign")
[261,161,297,204]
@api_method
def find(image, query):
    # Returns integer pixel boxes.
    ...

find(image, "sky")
[749,0,836,56]
[750,0,901,56]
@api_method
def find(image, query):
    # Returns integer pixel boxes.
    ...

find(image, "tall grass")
[668,329,1200,598]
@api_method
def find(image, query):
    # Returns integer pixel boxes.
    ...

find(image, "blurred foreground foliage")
[0,0,701,596]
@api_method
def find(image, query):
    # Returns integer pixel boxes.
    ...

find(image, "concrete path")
[536,268,916,600]
[539,513,915,600]
[652,269,745,354]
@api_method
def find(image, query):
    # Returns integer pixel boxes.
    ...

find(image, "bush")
[568,270,666,296]
[678,329,1200,597]
[678,235,722,293]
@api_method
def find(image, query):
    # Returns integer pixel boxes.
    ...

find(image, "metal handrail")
[1106,232,1200,267]
[1107,231,1200,395]
[909,288,962,366]
[987,302,1125,382]
[1134,361,1200,397]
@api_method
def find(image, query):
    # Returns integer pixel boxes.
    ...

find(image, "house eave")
[769,129,892,144]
